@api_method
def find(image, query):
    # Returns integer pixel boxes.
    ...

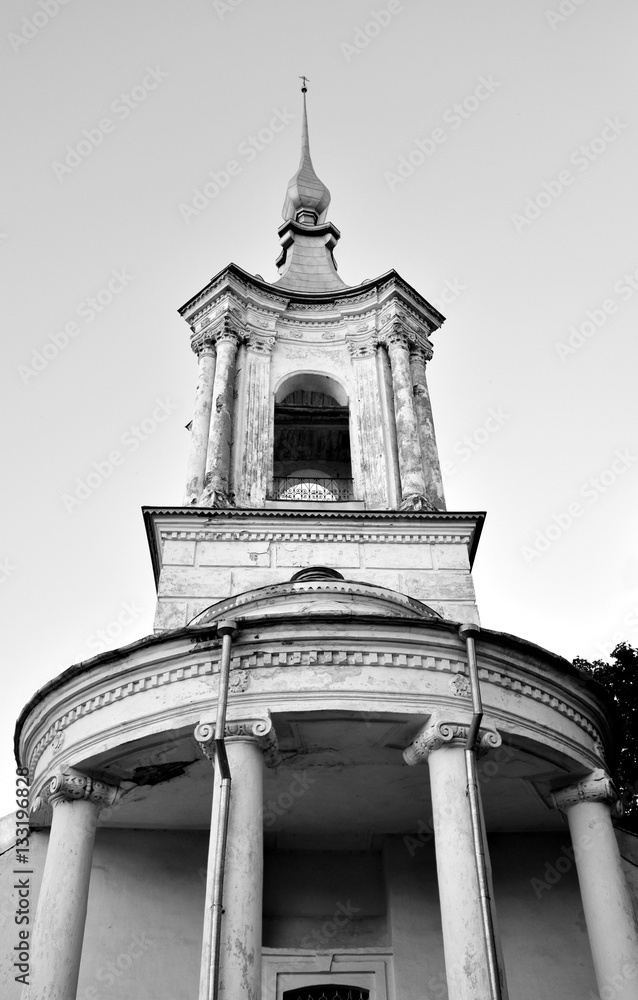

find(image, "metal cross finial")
[299,75,309,93]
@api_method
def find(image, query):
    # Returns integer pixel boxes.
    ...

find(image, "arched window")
[271,374,353,501]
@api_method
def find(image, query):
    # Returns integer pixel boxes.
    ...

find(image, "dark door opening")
[282,987,370,1000]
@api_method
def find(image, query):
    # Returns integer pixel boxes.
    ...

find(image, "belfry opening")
[272,373,353,501]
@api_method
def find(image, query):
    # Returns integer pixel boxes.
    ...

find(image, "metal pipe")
[459,623,504,1000]
[206,619,237,1000]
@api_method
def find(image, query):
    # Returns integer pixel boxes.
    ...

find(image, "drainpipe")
[208,618,238,1000]
[459,622,504,1000]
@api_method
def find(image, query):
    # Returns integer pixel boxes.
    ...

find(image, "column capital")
[346,334,377,359]
[195,715,280,767]
[195,338,216,358]
[383,323,411,351]
[410,341,434,365]
[35,769,121,812]
[246,332,276,355]
[552,769,622,815]
[403,715,501,766]
[213,324,242,349]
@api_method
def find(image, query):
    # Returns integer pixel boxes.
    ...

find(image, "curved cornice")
[188,578,441,626]
[15,611,618,780]
[178,262,446,326]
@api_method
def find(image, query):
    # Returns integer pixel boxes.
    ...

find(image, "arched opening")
[271,373,353,501]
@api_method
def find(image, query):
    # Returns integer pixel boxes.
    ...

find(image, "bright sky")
[1,0,637,819]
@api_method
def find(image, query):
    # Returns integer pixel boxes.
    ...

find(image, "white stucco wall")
[3,822,630,999]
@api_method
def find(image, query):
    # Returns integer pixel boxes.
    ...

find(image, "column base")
[400,493,438,512]
[199,489,236,508]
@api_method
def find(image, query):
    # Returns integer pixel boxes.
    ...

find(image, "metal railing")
[269,477,354,502]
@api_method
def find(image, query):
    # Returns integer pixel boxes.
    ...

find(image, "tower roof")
[274,80,347,293]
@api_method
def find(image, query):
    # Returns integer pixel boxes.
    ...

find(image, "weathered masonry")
[13,86,638,1000]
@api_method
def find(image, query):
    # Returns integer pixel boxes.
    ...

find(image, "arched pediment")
[188,577,440,626]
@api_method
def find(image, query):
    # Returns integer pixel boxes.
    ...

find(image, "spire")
[282,78,331,226]
[274,80,347,292]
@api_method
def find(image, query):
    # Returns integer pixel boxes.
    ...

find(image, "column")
[347,338,387,507]
[404,717,507,1000]
[184,340,216,504]
[196,718,278,1000]
[553,771,638,999]
[410,344,446,510]
[239,336,275,506]
[375,344,401,508]
[385,325,431,510]
[26,771,120,1000]
[202,327,241,506]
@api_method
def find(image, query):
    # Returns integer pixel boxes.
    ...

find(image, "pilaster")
[347,336,387,508]
[237,334,275,506]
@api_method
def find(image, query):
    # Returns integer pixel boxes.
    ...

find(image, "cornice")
[178,263,445,331]
[19,630,610,784]
[142,507,486,585]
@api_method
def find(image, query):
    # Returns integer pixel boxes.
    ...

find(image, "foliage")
[574,642,638,832]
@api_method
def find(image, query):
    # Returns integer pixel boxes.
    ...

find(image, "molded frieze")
[25,643,604,781]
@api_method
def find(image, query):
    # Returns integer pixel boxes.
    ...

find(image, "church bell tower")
[18,83,636,1000]
[146,84,483,632]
